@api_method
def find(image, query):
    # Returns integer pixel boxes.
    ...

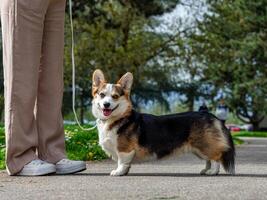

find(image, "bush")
[64,125,108,161]
[0,126,5,169]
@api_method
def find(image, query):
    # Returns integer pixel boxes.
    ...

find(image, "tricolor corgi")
[92,69,235,176]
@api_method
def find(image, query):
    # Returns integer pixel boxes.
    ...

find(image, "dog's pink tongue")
[103,109,112,116]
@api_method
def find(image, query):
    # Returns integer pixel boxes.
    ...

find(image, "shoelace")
[28,159,45,165]
[58,159,72,164]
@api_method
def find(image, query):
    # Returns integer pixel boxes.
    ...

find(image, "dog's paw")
[204,169,219,176]
[110,169,127,176]
[111,155,118,161]
[200,169,208,175]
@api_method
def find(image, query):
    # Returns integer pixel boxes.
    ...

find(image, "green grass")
[232,136,244,145]
[233,131,267,138]
[0,126,5,169]
[64,125,107,161]
[232,131,267,145]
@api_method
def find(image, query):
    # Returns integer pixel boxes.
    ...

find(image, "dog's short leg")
[200,160,211,175]
[110,150,135,176]
[204,161,220,175]
[100,138,118,161]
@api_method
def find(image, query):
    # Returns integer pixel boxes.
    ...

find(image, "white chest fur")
[97,120,118,161]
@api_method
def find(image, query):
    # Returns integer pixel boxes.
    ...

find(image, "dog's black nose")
[103,102,110,108]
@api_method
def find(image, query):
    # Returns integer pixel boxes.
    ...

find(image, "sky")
[155,0,208,34]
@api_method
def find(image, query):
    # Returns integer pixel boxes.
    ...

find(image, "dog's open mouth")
[102,105,119,117]
[103,109,113,117]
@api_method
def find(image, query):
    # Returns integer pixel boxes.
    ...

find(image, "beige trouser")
[0,0,67,175]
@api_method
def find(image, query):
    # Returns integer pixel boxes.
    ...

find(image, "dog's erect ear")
[92,69,105,88]
[117,72,133,92]
[92,69,105,96]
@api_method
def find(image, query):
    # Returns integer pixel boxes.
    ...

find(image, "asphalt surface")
[1,137,267,200]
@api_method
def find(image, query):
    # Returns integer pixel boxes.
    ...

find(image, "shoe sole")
[17,167,56,176]
[56,164,86,175]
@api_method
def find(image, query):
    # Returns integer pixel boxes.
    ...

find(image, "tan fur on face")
[108,105,132,130]
[92,70,133,122]
[114,84,130,100]
[92,82,107,97]
[113,84,125,96]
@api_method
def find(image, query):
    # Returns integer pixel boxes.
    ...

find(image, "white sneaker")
[17,159,56,176]
[56,159,86,174]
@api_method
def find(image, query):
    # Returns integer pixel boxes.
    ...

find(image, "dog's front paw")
[200,168,208,175]
[204,169,219,176]
[110,169,127,176]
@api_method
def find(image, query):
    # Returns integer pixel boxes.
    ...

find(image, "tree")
[69,0,180,19]
[64,0,181,122]
[194,0,267,130]
[168,36,216,111]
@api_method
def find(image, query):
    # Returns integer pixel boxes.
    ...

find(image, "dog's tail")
[221,124,235,175]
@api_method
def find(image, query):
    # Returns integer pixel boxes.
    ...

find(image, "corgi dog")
[92,69,235,176]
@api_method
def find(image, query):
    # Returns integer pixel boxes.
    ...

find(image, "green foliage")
[69,0,180,20]
[233,131,267,138]
[64,0,182,119]
[192,0,267,129]
[226,112,243,124]
[0,0,266,129]
[0,126,5,169]
[232,136,244,145]
[65,125,107,161]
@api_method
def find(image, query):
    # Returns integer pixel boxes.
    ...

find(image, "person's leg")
[37,0,86,174]
[0,0,49,175]
[36,0,67,163]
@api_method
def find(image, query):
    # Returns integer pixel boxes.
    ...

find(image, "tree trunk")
[252,121,260,131]
[236,112,263,131]
[187,95,194,112]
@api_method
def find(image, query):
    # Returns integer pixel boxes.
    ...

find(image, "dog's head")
[92,69,133,120]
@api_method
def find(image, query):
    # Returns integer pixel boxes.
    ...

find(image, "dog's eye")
[112,95,119,99]
[99,93,105,98]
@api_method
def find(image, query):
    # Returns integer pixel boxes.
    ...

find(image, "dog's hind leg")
[204,161,220,175]
[110,150,135,176]
[200,160,211,175]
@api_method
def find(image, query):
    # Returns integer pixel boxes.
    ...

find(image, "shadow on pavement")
[70,172,267,178]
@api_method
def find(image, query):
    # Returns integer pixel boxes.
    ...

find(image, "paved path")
[1,137,267,200]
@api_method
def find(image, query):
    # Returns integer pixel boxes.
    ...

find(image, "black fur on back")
[117,110,229,159]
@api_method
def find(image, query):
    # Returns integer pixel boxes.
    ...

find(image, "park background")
[0,0,267,169]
